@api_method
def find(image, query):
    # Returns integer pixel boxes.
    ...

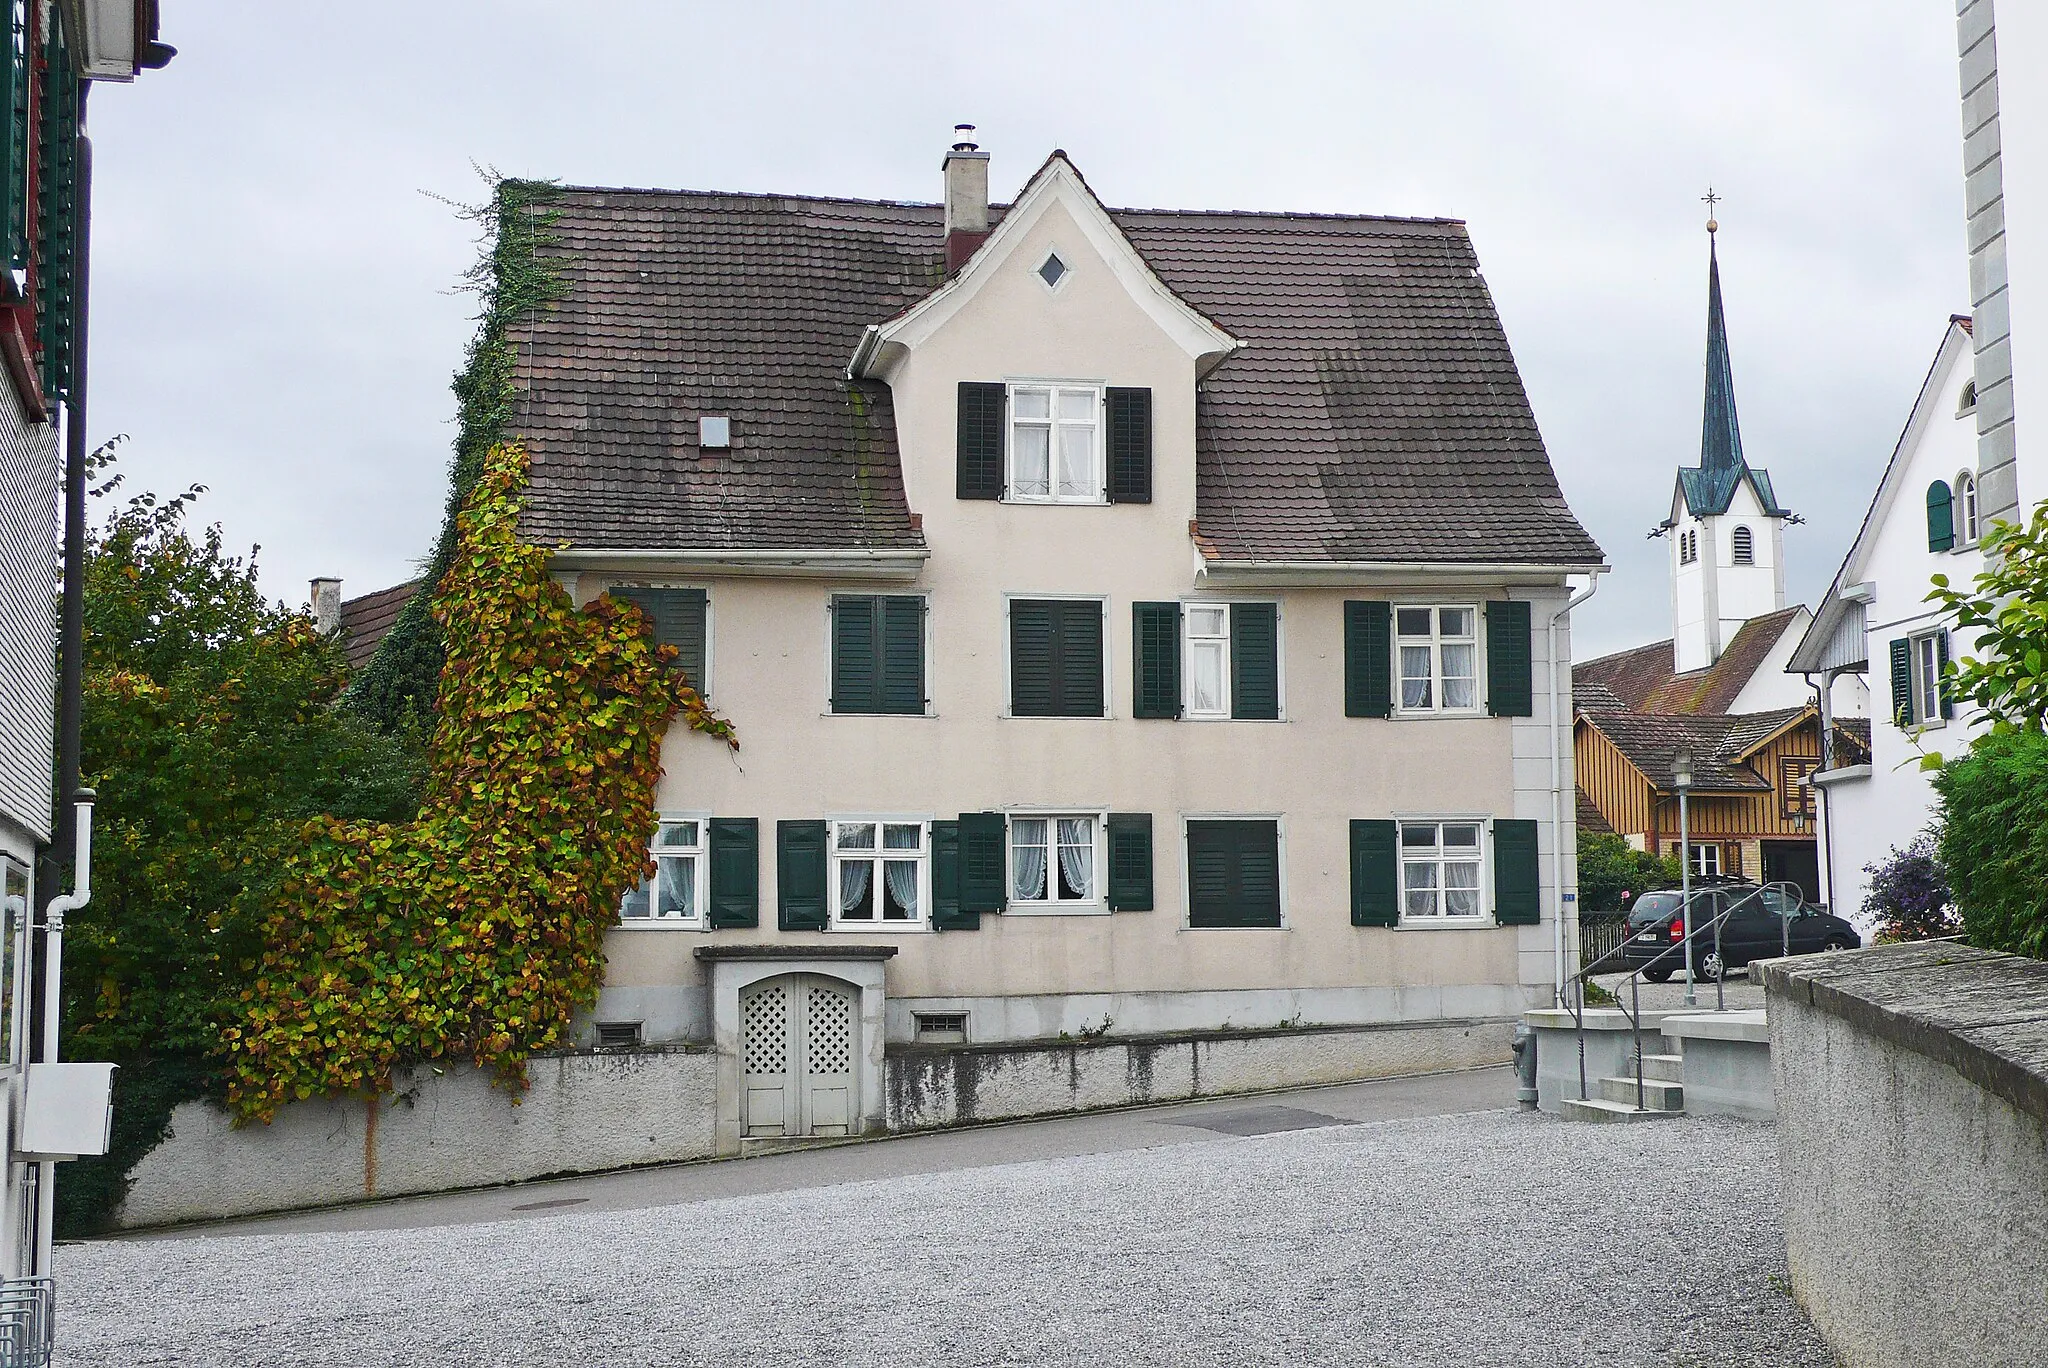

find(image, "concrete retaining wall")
[1760,942,2048,1368]
[117,1045,718,1229]
[886,1018,1513,1130]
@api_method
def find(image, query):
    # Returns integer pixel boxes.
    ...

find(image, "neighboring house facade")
[1788,318,1983,924]
[1955,0,2044,535]
[1572,225,1865,906]
[461,141,1605,1147]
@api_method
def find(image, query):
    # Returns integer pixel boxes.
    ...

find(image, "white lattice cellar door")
[740,979,795,1137]
[802,977,858,1136]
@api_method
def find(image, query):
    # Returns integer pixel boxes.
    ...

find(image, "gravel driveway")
[57,1108,1834,1367]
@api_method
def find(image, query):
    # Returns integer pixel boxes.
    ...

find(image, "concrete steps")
[1559,1097,1682,1123]
[1640,1053,1684,1083]
[1597,1074,1684,1110]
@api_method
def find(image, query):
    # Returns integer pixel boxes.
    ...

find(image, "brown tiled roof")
[1577,705,1813,793]
[338,580,419,672]
[1576,786,1615,835]
[509,182,1603,566]
[1573,606,1804,716]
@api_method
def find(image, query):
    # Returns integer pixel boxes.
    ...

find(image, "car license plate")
[1635,933,1658,943]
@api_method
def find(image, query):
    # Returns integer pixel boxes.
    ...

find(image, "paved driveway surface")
[58,1093,1833,1367]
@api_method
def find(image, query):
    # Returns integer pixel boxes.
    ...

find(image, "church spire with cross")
[1668,195,1792,674]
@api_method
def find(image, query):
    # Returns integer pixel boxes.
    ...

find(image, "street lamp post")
[1673,746,1695,1008]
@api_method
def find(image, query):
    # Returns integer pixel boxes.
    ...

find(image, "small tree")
[1933,729,2048,960]
[59,453,422,1232]
[1927,505,2048,733]
[1861,835,1958,943]
[1577,830,1679,912]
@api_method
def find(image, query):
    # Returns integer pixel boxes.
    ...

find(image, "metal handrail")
[1556,881,1804,1110]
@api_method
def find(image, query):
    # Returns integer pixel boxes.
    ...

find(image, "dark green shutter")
[0,0,27,278]
[1186,820,1282,928]
[1889,637,1913,727]
[1493,819,1541,925]
[931,821,979,930]
[708,817,760,928]
[831,596,878,713]
[1105,813,1154,911]
[1013,600,1103,717]
[1230,602,1280,720]
[1937,630,1954,720]
[1345,601,1392,718]
[1105,386,1153,503]
[958,812,1006,912]
[880,595,925,713]
[1349,820,1399,927]
[1057,600,1104,716]
[35,7,77,400]
[776,820,828,931]
[957,381,1005,500]
[1010,600,1056,715]
[1132,601,1181,719]
[1927,481,1955,552]
[1486,601,1534,717]
[614,588,709,691]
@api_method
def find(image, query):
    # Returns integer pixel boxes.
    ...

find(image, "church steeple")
[1668,200,1791,675]
[1700,220,1745,475]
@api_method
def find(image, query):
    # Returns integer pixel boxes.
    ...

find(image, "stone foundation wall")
[116,1045,717,1229]
[886,1018,1513,1131]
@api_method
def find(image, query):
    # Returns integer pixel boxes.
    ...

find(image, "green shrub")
[1576,830,1679,912]
[1934,728,2048,959]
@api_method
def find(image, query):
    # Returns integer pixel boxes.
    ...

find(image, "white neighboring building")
[1787,318,1982,924]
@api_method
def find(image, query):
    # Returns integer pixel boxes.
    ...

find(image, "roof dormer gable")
[849,152,1239,384]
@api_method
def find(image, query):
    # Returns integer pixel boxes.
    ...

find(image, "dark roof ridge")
[544,180,1467,228]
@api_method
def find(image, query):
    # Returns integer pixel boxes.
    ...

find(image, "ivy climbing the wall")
[223,442,734,1121]
[348,176,565,735]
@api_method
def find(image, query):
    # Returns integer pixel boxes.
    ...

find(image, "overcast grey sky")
[82,2,1966,659]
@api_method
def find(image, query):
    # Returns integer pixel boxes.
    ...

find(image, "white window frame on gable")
[1006,381,1104,504]
[829,817,931,930]
[1398,819,1487,924]
[1912,630,1945,730]
[1036,250,1070,292]
[1955,471,1980,548]
[618,814,711,929]
[1006,811,1107,915]
[1395,605,1482,714]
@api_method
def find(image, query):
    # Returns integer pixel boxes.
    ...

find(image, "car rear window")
[1628,891,1683,924]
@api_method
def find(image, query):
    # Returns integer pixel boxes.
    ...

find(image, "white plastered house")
[1788,317,1987,924]
[487,139,1606,1151]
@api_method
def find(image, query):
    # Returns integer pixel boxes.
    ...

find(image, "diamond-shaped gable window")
[1038,252,1068,289]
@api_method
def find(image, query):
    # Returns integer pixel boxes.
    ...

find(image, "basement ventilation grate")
[595,1021,643,1049]
[913,1011,969,1043]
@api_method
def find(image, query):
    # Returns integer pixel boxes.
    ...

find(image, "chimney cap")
[951,124,979,153]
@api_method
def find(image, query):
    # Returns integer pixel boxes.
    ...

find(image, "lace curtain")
[1057,818,1093,899]
[1012,818,1047,900]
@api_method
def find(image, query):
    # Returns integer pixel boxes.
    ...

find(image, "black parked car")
[1613,881,1861,982]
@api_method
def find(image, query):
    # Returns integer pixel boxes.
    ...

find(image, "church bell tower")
[1667,203,1790,674]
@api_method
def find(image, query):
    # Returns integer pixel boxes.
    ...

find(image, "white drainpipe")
[32,790,93,1276]
[1547,574,1604,1006]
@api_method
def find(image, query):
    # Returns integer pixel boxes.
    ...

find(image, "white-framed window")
[1037,251,1069,291]
[1007,812,1105,913]
[1913,630,1944,727]
[1958,379,1978,415]
[1731,525,1754,565]
[1007,382,1103,503]
[619,816,709,927]
[1679,529,1697,565]
[1184,604,1231,719]
[1400,820,1486,922]
[1956,471,1980,547]
[830,818,929,927]
[1396,605,1479,713]
[1686,842,1722,878]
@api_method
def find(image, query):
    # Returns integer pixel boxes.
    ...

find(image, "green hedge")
[1934,728,2048,960]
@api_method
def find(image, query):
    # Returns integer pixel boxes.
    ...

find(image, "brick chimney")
[943,125,989,275]
[309,577,342,635]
